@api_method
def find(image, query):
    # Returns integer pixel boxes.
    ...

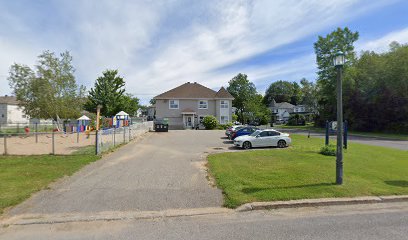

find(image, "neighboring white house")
[0,96,30,126]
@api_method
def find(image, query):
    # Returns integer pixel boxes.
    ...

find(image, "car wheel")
[277,140,286,148]
[242,141,252,149]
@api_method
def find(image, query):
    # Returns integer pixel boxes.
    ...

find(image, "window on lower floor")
[220,115,229,124]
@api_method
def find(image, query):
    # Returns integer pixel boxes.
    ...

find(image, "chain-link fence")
[96,121,153,154]
[1,121,153,155]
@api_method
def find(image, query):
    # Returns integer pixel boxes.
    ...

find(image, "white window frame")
[169,100,179,109]
[198,100,208,109]
[220,100,229,109]
[220,115,229,124]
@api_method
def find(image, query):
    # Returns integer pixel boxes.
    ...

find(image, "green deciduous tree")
[8,50,85,122]
[314,27,359,125]
[117,94,140,116]
[227,73,257,123]
[343,42,408,132]
[263,80,294,105]
[299,78,318,114]
[245,94,271,125]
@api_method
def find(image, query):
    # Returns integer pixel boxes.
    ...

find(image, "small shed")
[77,115,91,132]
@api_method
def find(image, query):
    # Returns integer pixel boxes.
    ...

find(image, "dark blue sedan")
[230,126,259,140]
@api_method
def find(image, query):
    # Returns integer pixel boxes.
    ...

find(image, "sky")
[1,0,408,104]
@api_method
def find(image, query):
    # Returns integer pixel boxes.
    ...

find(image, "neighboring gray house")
[154,82,234,129]
[0,96,30,126]
[270,99,311,122]
[270,100,295,122]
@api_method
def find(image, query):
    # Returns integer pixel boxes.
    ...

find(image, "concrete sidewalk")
[6,130,225,216]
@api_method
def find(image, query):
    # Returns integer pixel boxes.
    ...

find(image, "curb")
[0,207,231,226]
[235,195,408,212]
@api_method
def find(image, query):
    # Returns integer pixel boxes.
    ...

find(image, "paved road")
[274,128,408,151]
[7,130,226,215]
[2,202,408,239]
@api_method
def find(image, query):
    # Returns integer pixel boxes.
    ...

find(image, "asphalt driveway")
[8,130,227,215]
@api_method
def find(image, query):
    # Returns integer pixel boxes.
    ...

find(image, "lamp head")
[333,51,345,67]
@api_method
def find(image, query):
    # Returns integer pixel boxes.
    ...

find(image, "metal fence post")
[123,127,126,143]
[35,123,38,143]
[77,126,79,143]
[113,126,116,146]
[129,127,131,142]
[52,130,55,155]
[3,135,7,155]
[95,130,99,155]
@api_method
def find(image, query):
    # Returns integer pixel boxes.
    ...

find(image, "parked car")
[225,125,244,137]
[230,126,259,140]
[233,129,291,149]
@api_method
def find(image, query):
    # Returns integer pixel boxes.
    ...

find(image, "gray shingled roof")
[273,102,295,109]
[0,96,19,105]
[154,82,234,100]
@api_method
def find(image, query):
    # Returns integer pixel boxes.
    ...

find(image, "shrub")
[287,114,306,126]
[320,144,336,156]
[217,122,233,130]
[202,115,218,130]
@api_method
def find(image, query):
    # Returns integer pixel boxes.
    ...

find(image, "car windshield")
[250,130,261,137]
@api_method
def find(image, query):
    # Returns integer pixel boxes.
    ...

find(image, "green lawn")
[208,134,408,208]
[275,124,408,140]
[0,152,100,214]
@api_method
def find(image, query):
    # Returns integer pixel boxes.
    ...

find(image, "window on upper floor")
[198,100,208,109]
[220,100,229,109]
[169,100,179,109]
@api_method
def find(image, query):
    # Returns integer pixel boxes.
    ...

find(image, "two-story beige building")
[154,82,234,129]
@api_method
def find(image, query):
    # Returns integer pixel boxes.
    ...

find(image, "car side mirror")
[255,135,260,138]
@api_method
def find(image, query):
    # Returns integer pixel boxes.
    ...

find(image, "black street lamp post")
[334,51,345,185]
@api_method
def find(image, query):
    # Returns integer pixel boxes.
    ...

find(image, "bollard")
[325,120,329,145]
[344,120,348,149]
[3,135,7,155]
[129,127,131,142]
[52,130,55,155]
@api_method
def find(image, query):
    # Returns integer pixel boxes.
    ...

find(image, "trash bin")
[154,118,169,132]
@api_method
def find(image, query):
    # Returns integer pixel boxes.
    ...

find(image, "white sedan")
[234,129,291,149]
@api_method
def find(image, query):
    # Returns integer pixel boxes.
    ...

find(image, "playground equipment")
[113,111,130,128]
[77,115,91,132]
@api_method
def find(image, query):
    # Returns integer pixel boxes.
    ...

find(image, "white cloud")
[357,27,408,53]
[0,0,398,103]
